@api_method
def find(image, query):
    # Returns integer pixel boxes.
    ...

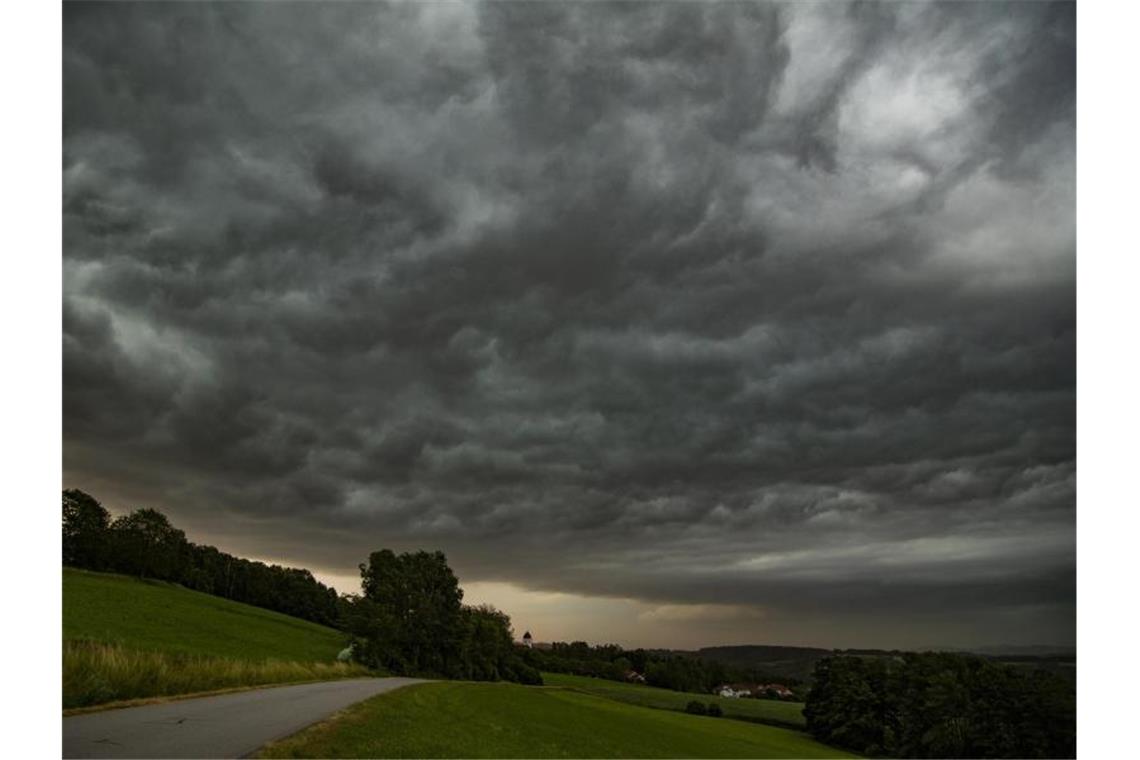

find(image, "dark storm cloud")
[63,1,1075,647]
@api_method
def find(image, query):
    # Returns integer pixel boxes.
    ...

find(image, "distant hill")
[969,644,1076,658]
[685,642,1076,685]
[696,644,832,663]
[691,645,834,682]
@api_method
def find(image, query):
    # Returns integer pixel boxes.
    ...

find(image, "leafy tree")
[344,552,539,685]
[456,605,516,680]
[342,594,409,672]
[456,604,541,684]
[108,508,188,580]
[804,656,891,755]
[62,489,110,569]
[357,549,463,676]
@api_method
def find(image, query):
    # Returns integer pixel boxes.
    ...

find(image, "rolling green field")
[63,568,367,708]
[64,568,348,661]
[542,672,807,728]
[257,682,854,759]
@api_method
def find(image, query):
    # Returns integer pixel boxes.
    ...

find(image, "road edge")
[62,675,384,717]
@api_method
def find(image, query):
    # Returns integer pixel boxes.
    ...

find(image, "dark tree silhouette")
[62,489,110,569]
[345,549,539,684]
[108,508,187,581]
[357,549,463,675]
[804,652,1075,758]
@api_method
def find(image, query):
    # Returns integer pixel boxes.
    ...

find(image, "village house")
[714,682,795,700]
[761,683,795,699]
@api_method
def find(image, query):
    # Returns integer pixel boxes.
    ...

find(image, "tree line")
[519,640,804,698]
[62,489,540,686]
[63,489,341,626]
[803,652,1076,758]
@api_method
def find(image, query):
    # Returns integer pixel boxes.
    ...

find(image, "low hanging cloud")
[63,1,1074,648]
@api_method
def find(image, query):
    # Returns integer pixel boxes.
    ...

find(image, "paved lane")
[63,677,427,759]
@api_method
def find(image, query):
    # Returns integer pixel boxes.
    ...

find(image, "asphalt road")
[63,677,427,759]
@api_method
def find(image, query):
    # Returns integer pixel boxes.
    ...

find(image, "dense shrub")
[685,700,708,715]
[707,703,723,717]
[804,653,1075,758]
[505,659,544,685]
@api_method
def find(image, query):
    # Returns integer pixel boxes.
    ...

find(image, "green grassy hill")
[65,567,347,661]
[63,568,366,708]
[257,682,854,759]
[541,672,806,728]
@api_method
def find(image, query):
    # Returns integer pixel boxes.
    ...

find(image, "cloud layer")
[63,1,1075,648]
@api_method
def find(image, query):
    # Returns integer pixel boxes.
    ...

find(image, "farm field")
[256,681,854,759]
[542,672,807,728]
[63,568,366,708]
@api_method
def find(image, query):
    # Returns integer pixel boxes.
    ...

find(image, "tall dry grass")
[63,640,371,709]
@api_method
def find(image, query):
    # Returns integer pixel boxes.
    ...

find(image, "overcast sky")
[63,1,1074,650]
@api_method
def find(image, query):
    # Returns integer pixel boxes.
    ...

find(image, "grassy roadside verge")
[63,640,371,709]
[63,677,374,716]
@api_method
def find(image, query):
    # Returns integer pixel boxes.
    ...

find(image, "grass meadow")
[541,672,807,728]
[256,681,854,759]
[64,568,348,661]
[63,568,367,708]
